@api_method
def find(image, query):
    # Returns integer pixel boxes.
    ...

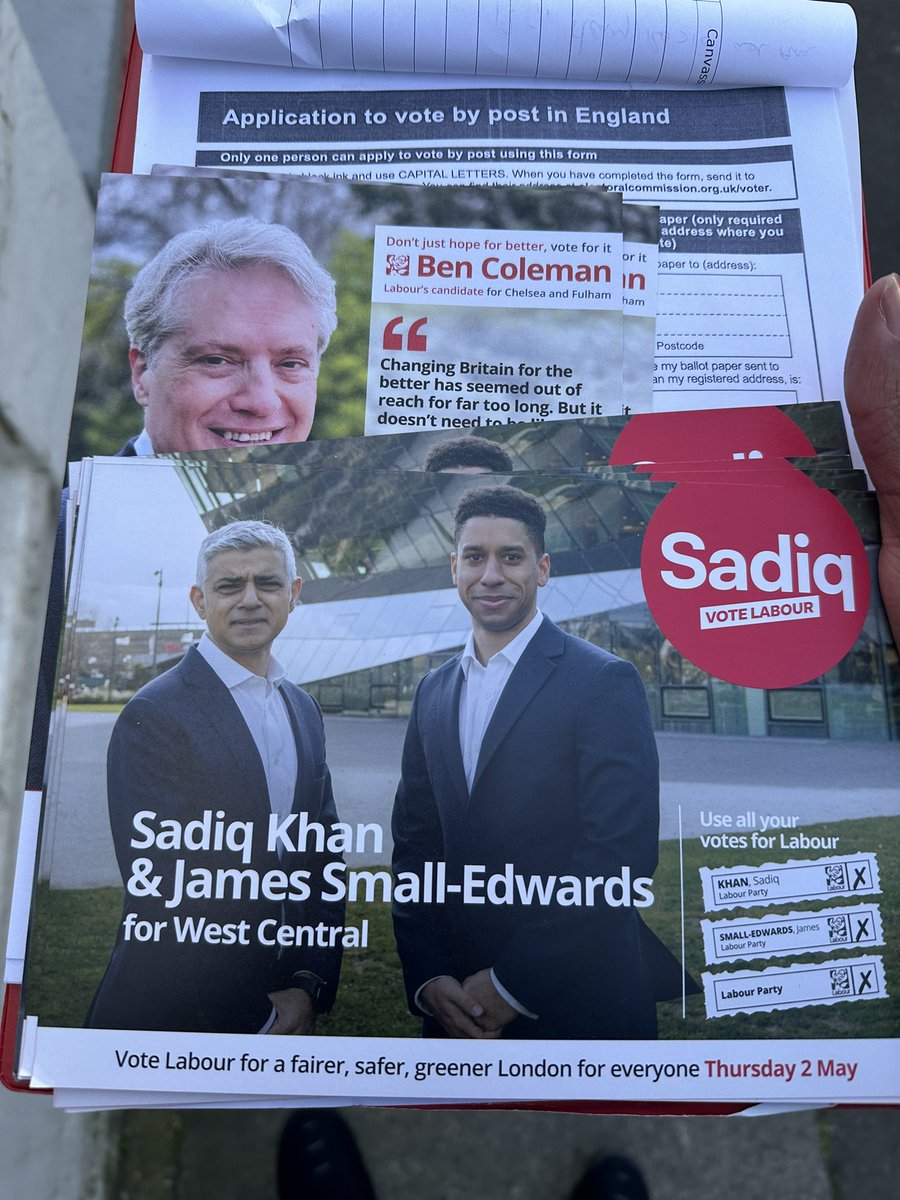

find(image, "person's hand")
[845,274,900,644]
[420,976,501,1038]
[462,968,519,1033]
[266,987,316,1035]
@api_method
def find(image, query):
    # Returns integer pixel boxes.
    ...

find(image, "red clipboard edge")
[1,984,50,1094]
[111,25,142,173]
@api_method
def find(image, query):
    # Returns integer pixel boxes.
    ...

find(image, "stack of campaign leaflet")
[5,400,898,1112]
[4,2,898,1114]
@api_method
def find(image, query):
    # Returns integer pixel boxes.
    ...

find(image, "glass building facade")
[171,415,897,743]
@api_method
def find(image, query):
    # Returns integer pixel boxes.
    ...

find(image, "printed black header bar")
[197,88,790,144]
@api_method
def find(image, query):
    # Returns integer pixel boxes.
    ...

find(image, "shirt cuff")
[490,969,538,1019]
[414,975,449,1015]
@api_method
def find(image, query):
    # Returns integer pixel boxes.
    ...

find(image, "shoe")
[570,1154,651,1200]
[277,1109,377,1200]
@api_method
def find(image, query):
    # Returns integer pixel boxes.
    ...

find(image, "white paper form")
[650,81,863,418]
[131,58,864,433]
[134,0,857,89]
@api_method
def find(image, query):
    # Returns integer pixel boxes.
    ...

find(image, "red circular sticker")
[641,481,871,688]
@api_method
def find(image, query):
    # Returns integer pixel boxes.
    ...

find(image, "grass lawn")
[24,884,419,1037]
[24,815,897,1041]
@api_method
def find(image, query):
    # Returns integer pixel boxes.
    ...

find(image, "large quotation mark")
[382,316,429,351]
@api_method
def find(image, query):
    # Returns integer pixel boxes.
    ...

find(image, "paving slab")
[109,1104,900,1200]
[821,1108,900,1200]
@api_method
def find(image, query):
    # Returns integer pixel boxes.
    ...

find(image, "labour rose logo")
[385,254,411,276]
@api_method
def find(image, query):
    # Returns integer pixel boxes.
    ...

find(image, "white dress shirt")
[196,635,301,1030]
[131,427,154,455]
[196,633,298,818]
[458,608,544,791]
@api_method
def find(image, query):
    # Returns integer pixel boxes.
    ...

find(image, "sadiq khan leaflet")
[14,405,899,1106]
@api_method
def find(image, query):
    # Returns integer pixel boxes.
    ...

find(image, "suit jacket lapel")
[471,618,563,793]
[279,686,316,813]
[434,658,469,809]
[179,647,270,814]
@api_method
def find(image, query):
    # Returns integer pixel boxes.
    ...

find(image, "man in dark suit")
[87,520,344,1034]
[392,484,672,1041]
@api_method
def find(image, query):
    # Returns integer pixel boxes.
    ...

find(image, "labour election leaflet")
[121,3,866,442]
[9,405,899,1111]
[65,170,635,455]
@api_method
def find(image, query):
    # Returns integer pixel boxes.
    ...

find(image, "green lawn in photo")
[24,883,418,1037]
[24,816,897,1041]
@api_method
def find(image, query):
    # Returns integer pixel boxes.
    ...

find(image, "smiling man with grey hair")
[121,217,337,454]
[87,520,345,1034]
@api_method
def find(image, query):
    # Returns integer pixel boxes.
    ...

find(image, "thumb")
[844,274,900,644]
